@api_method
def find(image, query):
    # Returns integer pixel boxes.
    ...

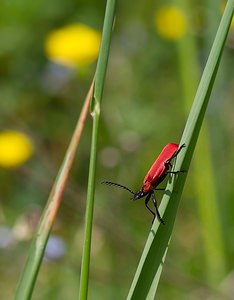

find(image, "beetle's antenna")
[102,181,135,195]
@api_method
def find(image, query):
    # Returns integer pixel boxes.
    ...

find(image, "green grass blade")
[14,82,94,300]
[127,1,234,299]
[90,0,116,112]
[176,0,226,284]
[78,1,116,299]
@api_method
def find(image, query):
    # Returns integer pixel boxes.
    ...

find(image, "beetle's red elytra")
[141,143,179,194]
[103,143,185,224]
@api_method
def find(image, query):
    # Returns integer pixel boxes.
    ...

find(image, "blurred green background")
[0,0,234,299]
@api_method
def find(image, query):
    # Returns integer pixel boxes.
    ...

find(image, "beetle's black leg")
[172,143,185,159]
[144,193,156,222]
[165,143,186,165]
[167,170,186,175]
[151,192,165,224]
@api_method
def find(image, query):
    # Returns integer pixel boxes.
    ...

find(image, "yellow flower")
[0,130,33,168]
[45,23,101,67]
[155,6,187,40]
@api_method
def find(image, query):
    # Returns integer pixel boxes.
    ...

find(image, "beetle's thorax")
[133,181,152,200]
[142,181,152,193]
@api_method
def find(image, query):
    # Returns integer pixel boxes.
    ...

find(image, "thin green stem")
[78,1,116,299]
[78,110,100,300]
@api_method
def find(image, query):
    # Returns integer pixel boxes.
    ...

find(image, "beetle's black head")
[133,190,147,200]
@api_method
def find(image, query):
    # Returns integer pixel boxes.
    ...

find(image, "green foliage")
[0,0,234,299]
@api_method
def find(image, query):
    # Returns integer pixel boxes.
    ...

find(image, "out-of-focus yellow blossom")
[155,6,187,40]
[45,23,101,67]
[0,130,33,168]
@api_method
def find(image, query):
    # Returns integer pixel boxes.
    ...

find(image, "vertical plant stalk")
[176,0,226,284]
[15,80,94,300]
[78,1,116,299]
[127,1,234,299]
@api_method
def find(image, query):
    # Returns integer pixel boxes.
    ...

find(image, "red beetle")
[103,143,185,223]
